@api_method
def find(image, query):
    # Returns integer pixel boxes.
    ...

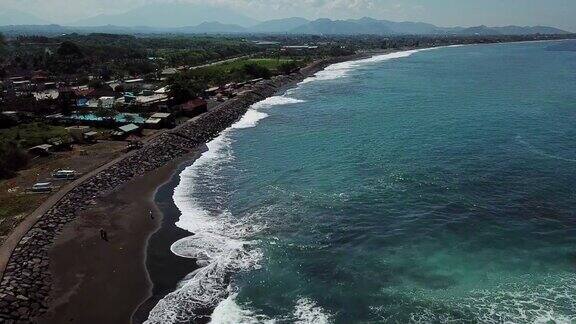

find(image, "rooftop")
[29,144,53,150]
[119,123,140,133]
[124,78,145,84]
[151,112,171,119]
[145,118,162,124]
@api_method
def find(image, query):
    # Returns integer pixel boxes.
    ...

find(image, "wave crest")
[209,295,332,324]
[145,94,304,323]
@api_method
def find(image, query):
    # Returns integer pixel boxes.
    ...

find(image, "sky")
[1,0,575,31]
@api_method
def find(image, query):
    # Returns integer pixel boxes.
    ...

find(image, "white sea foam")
[300,47,446,85]
[232,96,306,129]
[145,94,305,324]
[371,273,576,324]
[147,46,449,323]
[209,295,332,324]
[293,298,333,324]
[210,294,273,324]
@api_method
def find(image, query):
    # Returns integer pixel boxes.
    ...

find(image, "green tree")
[57,41,83,58]
[88,79,106,89]
[243,63,272,79]
[94,108,118,127]
[95,107,117,119]
[124,114,135,123]
[168,75,203,105]
[0,141,29,179]
[278,61,299,74]
[0,33,6,55]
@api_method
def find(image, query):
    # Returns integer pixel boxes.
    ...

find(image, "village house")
[28,144,53,156]
[161,68,178,76]
[98,96,115,109]
[66,125,92,143]
[145,112,174,129]
[113,123,141,138]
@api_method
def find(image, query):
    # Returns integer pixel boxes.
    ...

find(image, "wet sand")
[39,151,200,323]
[133,150,206,323]
[35,55,371,323]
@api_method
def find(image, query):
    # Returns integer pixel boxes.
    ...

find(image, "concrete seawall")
[0,56,355,321]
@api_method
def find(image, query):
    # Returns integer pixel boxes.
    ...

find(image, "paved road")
[0,113,207,280]
[0,51,265,279]
[0,148,139,279]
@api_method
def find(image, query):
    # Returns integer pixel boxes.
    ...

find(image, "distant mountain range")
[71,2,258,28]
[0,2,571,36]
[283,17,569,36]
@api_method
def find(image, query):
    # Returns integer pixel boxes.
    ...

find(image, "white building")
[98,96,116,109]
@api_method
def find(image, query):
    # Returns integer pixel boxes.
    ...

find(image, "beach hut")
[67,125,91,143]
[84,131,99,142]
[28,144,53,156]
[119,123,140,134]
[145,117,162,129]
[113,123,141,139]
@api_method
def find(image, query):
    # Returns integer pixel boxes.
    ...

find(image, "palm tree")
[123,114,136,124]
[94,107,118,127]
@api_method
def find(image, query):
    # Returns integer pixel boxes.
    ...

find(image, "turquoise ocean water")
[147,41,576,323]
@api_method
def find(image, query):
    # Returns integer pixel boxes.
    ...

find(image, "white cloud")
[0,0,574,31]
[1,0,406,22]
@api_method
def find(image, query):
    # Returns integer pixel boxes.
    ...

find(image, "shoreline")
[133,153,204,323]
[136,46,430,322]
[0,52,367,322]
[39,152,199,323]
[0,39,564,322]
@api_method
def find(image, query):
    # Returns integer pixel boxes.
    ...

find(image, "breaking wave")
[145,95,305,323]
[370,273,576,324]
[209,295,332,324]
[300,46,448,85]
[146,47,447,323]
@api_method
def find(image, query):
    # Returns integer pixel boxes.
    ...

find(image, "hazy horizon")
[0,0,575,32]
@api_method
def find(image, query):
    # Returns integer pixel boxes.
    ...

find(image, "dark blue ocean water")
[147,41,576,323]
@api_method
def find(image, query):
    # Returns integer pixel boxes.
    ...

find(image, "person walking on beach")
[149,210,154,220]
[100,229,108,242]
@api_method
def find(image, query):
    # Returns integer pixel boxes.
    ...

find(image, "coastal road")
[0,113,208,280]
[0,146,144,280]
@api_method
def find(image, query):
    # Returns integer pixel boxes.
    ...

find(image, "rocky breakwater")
[0,56,353,322]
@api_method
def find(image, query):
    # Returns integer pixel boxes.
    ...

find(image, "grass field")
[0,123,69,148]
[206,58,296,73]
[187,57,303,85]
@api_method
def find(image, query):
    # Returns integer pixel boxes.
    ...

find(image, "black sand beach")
[0,53,377,323]
[133,154,203,323]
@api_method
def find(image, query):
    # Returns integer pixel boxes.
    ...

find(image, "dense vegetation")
[1,32,573,177]
[2,32,572,82]
[0,141,29,179]
[0,32,5,51]
[0,123,68,179]
[0,34,262,80]
[0,123,69,148]
[168,58,304,105]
